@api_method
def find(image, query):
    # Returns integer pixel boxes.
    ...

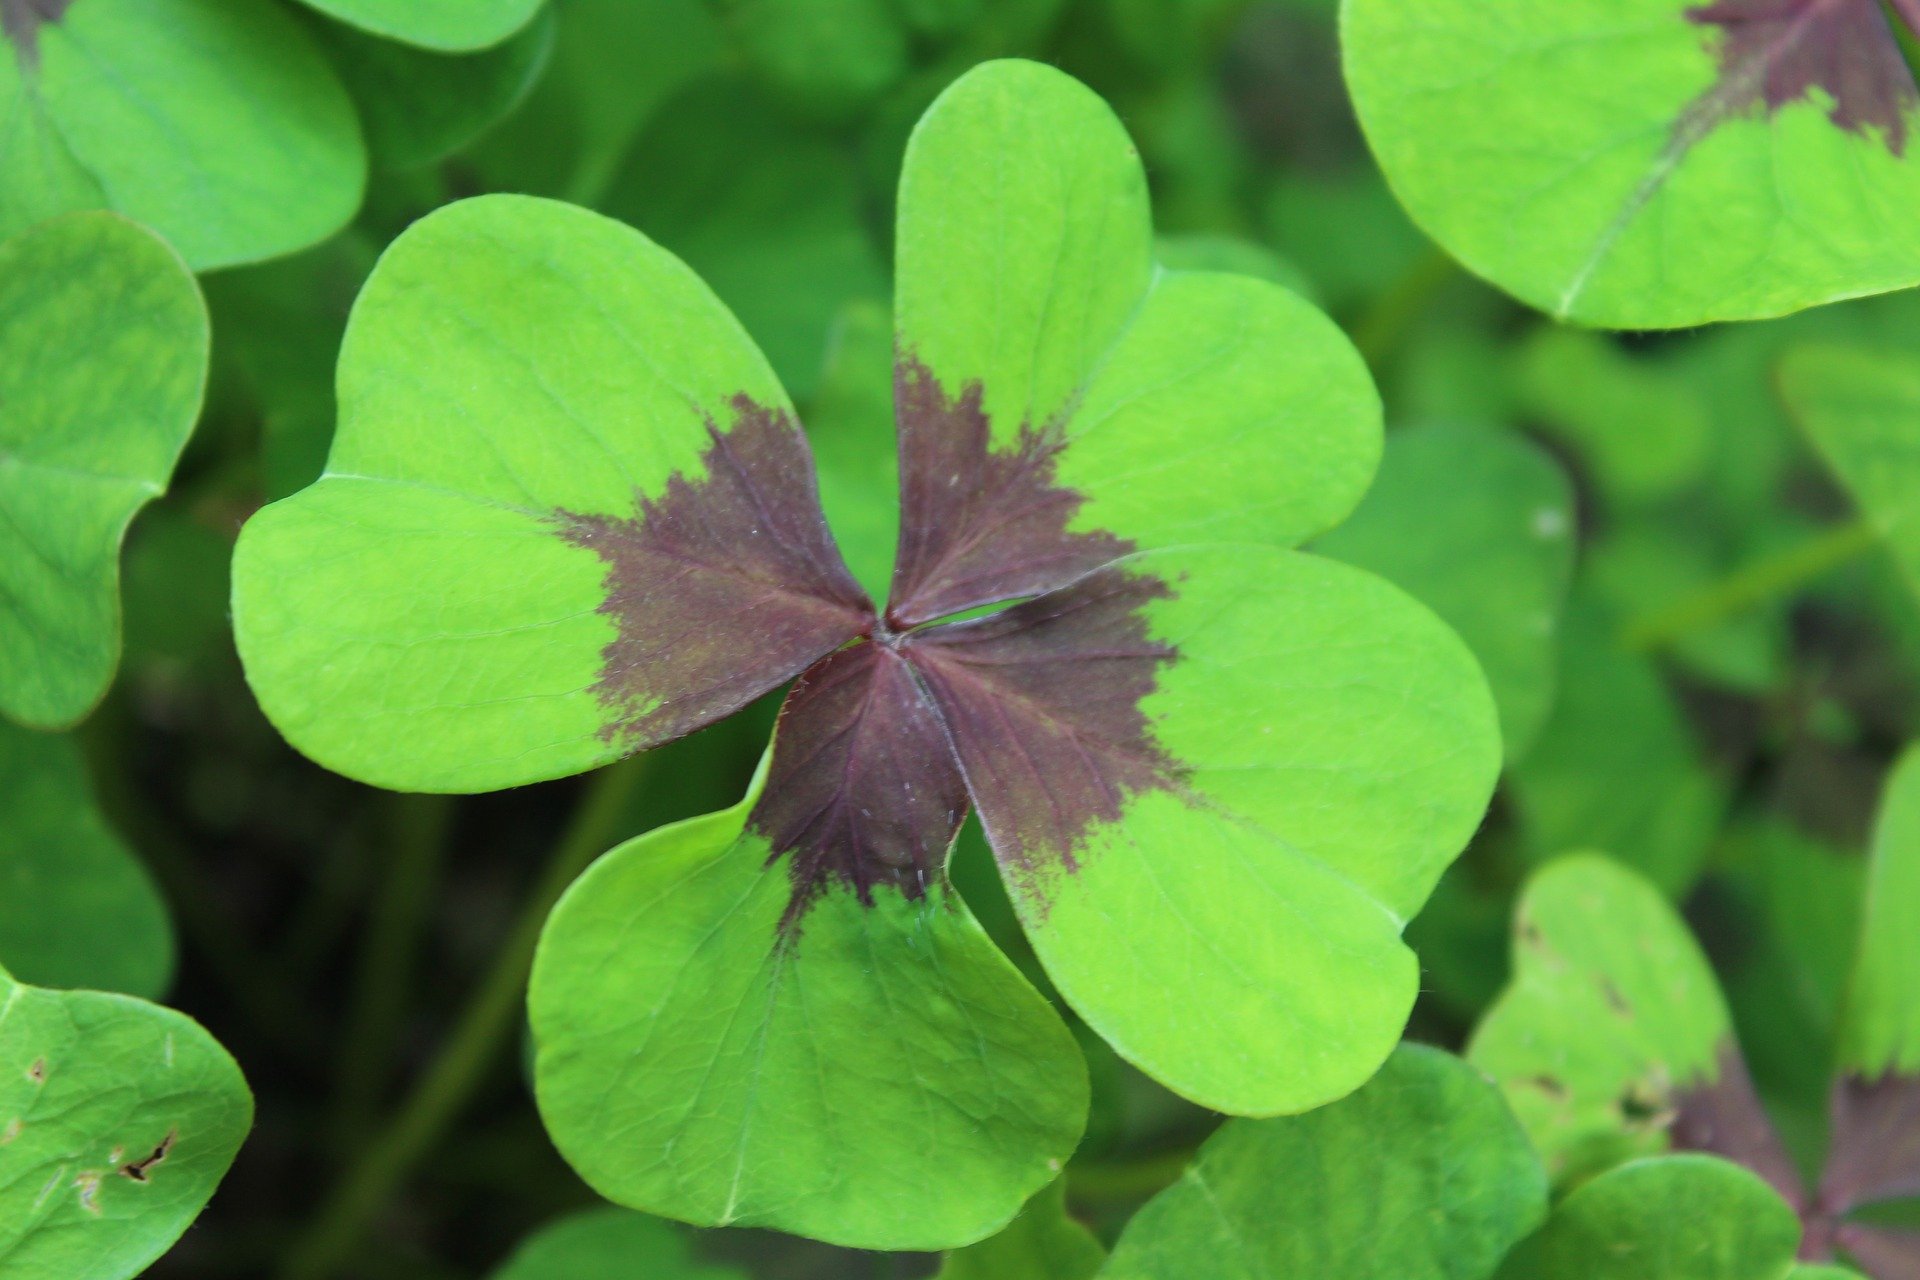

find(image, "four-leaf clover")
[232,59,1500,1246]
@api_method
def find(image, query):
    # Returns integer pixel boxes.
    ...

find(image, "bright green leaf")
[1100,1044,1548,1280]
[1469,855,1733,1183]
[807,300,899,603]
[0,0,364,269]
[0,723,171,999]
[1491,1156,1801,1280]
[0,212,208,730]
[232,195,815,793]
[1345,0,1920,328]
[0,963,252,1278]
[1316,421,1577,761]
[530,766,1087,1250]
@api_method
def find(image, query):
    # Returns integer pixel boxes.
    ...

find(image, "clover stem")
[328,791,457,1150]
[1622,515,1881,652]
[278,752,654,1280]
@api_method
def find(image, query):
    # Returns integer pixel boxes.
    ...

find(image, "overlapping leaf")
[0,0,364,269]
[1345,0,1920,327]
[937,1179,1103,1280]
[0,723,171,999]
[0,212,208,730]
[0,964,252,1279]
[489,1207,743,1279]
[293,0,546,52]
[1100,1045,1548,1280]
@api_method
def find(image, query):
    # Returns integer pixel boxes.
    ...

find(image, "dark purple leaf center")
[560,362,1182,936]
[1,0,71,70]
[1672,1042,1920,1270]
[1685,0,1920,155]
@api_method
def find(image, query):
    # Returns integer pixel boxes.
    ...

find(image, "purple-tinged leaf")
[1820,1073,1920,1212]
[1672,1042,1808,1210]
[559,395,872,753]
[749,637,968,932]
[887,356,1133,628]
[0,0,70,68]
[907,563,1178,891]
[1837,1222,1920,1280]
[1686,0,1919,156]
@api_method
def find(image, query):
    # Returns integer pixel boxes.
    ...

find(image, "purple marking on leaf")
[749,638,969,936]
[1819,1071,1920,1212]
[887,354,1130,628]
[1,0,72,69]
[558,395,872,752]
[1836,1222,1920,1279]
[1671,1041,1809,1210]
[908,563,1180,896]
[1685,0,1920,155]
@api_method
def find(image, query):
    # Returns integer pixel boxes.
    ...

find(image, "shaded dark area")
[0,0,72,69]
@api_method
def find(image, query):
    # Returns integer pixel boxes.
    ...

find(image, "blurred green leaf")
[0,723,172,999]
[0,0,363,269]
[1317,421,1576,761]
[489,1207,743,1279]
[0,212,208,730]
[1100,1045,1547,1280]
[937,1178,1104,1280]
[294,0,545,51]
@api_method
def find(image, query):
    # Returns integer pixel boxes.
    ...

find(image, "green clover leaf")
[0,211,208,730]
[0,963,252,1279]
[488,1207,743,1280]
[1472,763,1920,1278]
[0,0,364,270]
[1099,1044,1548,1280]
[233,59,1500,1247]
[0,722,171,999]
[1344,0,1920,328]
[1491,1156,1803,1280]
[936,1177,1104,1280]
[292,0,547,53]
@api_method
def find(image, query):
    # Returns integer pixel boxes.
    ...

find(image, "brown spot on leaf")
[0,1117,19,1145]
[0,0,72,70]
[557,395,871,752]
[1819,1069,1920,1212]
[887,355,1132,628]
[1600,979,1634,1018]
[1686,0,1920,155]
[25,1058,45,1085]
[1671,1041,1807,1209]
[119,1129,176,1183]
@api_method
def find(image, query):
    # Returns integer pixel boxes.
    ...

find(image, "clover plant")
[1470,743,1920,1277]
[1344,0,1920,328]
[232,57,1500,1247]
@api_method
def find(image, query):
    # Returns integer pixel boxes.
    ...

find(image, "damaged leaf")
[0,963,252,1279]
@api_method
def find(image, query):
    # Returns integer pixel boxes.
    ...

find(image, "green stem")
[1349,247,1458,371]
[277,754,652,1280]
[329,792,456,1149]
[1623,516,1881,652]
